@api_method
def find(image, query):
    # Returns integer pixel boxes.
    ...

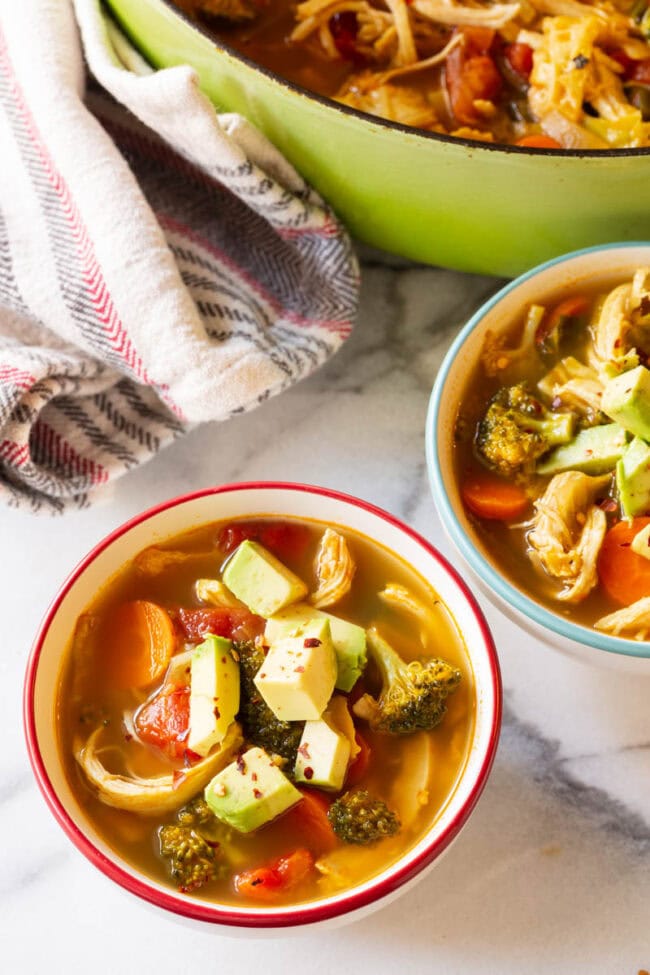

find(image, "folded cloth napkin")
[0,0,359,513]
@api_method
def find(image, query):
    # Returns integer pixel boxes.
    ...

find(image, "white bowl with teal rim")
[426,242,650,674]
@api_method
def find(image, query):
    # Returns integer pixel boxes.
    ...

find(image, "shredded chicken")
[411,0,521,29]
[595,597,650,639]
[481,304,545,378]
[337,75,441,127]
[310,528,356,608]
[195,578,246,608]
[74,722,243,814]
[528,471,610,601]
[537,355,604,417]
[134,546,211,576]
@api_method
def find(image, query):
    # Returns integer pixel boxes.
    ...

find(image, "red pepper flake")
[294,665,305,673]
[213,706,221,719]
[303,767,314,780]
[304,638,321,648]
[298,743,311,759]
[252,772,258,782]
[124,733,133,742]
[251,877,263,887]
[221,657,227,664]
[237,754,247,774]
[253,788,263,799]
[621,541,631,548]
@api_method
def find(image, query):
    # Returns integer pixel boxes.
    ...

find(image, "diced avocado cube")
[602,365,650,441]
[205,746,301,833]
[254,618,337,721]
[222,540,308,617]
[265,604,367,692]
[631,523,650,561]
[188,635,240,757]
[616,436,650,516]
[294,714,351,791]
[537,423,629,476]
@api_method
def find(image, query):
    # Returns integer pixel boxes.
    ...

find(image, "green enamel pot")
[106,0,650,277]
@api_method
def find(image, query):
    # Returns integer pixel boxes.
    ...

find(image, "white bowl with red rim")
[24,482,501,932]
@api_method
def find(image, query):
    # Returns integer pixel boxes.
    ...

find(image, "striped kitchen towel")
[0,0,359,513]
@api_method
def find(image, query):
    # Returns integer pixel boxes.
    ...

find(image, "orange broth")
[58,516,474,906]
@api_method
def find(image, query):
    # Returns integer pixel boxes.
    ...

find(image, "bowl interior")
[428,242,650,660]
[27,484,500,927]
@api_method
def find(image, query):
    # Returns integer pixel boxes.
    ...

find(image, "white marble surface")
[4,256,650,974]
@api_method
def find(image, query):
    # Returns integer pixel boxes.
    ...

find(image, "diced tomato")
[629,58,650,86]
[284,789,338,852]
[233,867,283,901]
[217,520,311,562]
[174,606,265,643]
[135,683,191,760]
[446,29,502,125]
[329,11,366,65]
[345,732,371,787]
[504,42,533,79]
[233,848,314,901]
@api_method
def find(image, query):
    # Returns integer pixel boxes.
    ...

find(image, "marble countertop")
[4,255,649,974]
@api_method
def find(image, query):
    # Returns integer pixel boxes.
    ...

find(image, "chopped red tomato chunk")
[217,520,310,562]
[233,849,315,901]
[174,606,265,643]
[136,683,191,760]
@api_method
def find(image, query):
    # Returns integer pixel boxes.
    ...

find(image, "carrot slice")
[284,788,338,852]
[101,600,175,690]
[547,294,590,332]
[461,472,530,521]
[598,517,650,606]
[516,135,562,149]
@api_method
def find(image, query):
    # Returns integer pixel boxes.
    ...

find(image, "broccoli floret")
[159,797,230,893]
[328,790,400,845]
[476,383,575,476]
[358,628,461,735]
[236,641,304,768]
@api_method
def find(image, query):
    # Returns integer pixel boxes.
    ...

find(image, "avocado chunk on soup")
[59,516,472,905]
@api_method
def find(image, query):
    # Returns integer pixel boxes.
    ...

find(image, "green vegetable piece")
[265,603,367,692]
[294,715,351,791]
[204,746,302,833]
[158,798,231,893]
[223,540,308,617]
[254,618,337,721]
[236,641,304,767]
[537,423,629,476]
[602,365,650,441]
[328,789,400,845]
[476,383,576,476]
[188,635,240,757]
[360,628,461,736]
[616,436,650,516]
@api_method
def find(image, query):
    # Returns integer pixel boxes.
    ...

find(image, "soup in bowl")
[427,241,650,672]
[25,483,500,929]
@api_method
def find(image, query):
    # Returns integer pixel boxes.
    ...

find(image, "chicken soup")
[454,266,650,639]
[59,516,473,905]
